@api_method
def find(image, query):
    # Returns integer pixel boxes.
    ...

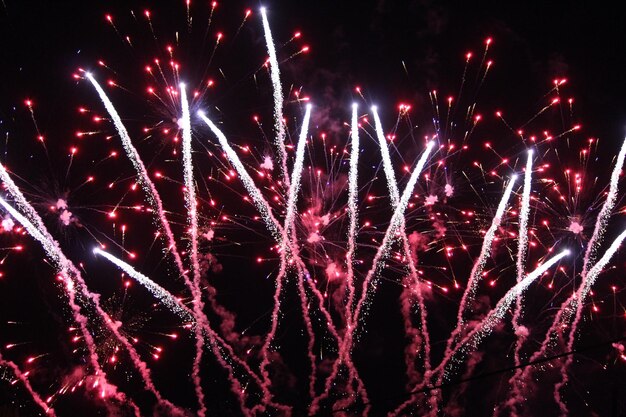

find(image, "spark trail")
[505,150,533,416]
[0,352,55,416]
[257,103,313,404]
[85,73,189,286]
[260,7,289,185]
[92,247,193,322]
[390,249,570,417]
[92,247,285,416]
[180,82,207,417]
[371,105,432,383]
[443,174,517,357]
[311,140,435,414]
[554,229,626,415]
[0,185,175,415]
[344,103,360,327]
[508,136,626,413]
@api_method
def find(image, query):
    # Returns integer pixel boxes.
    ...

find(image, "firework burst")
[1,2,626,417]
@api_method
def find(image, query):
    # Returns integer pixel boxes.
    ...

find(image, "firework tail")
[0,193,176,415]
[442,175,517,359]
[260,7,289,186]
[390,249,569,417]
[0,169,144,416]
[255,104,314,405]
[371,106,432,381]
[310,141,435,415]
[180,83,209,417]
[1,348,56,415]
[501,150,533,416]
[85,74,191,289]
[554,231,626,415]
[93,247,299,416]
[508,136,626,413]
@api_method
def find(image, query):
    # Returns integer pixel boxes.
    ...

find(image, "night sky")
[1,1,626,416]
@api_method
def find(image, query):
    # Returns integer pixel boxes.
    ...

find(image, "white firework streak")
[200,108,351,409]
[0,194,180,415]
[260,7,289,185]
[92,247,288,417]
[554,229,626,415]
[389,249,570,417]
[503,150,533,415]
[93,248,193,321]
[344,103,360,325]
[509,136,626,413]
[312,141,435,415]
[581,136,626,276]
[283,103,312,242]
[85,74,191,290]
[371,106,401,204]
[0,167,146,415]
[442,175,517,358]
[198,110,341,342]
[371,106,432,373]
[180,84,201,285]
[198,111,281,239]
[180,83,208,417]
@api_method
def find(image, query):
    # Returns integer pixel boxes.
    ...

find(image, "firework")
[1,3,625,417]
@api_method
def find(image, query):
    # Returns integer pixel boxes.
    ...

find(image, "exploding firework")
[1,2,626,417]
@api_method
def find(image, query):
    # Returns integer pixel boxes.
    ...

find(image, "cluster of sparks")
[1,2,626,416]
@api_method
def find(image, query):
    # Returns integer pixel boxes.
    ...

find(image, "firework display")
[1,1,625,416]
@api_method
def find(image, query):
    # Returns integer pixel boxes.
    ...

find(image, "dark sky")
[1,1,626,416]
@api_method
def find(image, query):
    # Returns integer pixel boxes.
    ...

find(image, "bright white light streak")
[281,103,312,247]
[86,73,187,280]
[371,105,400,205]
[582,137,626,274]
[260,7,288,183]
[345,103,360,311]
[440,249,570,379]
[93,248,193,322]
[198,111,280,239]
[517,150,533,282]
[0,197,56,263]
